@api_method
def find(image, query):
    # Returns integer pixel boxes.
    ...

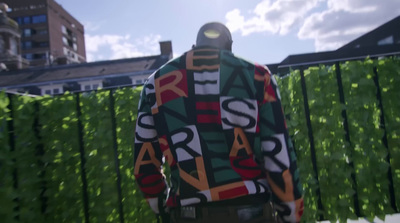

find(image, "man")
[134,22,303,223]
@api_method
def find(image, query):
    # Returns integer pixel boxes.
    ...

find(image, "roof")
[272,15,400,72]
[339,15,400,50]
[278,44,400,68]
[0,54,171,88]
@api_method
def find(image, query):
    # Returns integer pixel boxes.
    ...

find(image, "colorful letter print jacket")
[134,47,304,222]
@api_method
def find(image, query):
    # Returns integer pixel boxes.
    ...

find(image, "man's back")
[134,46,303,222]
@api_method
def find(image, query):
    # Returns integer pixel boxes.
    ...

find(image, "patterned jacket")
[134,47,304,222]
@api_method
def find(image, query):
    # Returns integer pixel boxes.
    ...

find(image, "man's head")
[196,22,233,51]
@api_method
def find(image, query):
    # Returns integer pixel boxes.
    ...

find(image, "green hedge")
[0,57,399,223]
[0,88,156,223]
[277,58,400,222]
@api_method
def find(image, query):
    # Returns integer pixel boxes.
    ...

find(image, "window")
[14,15,46,25]
[24,29,32,37]
[24,53,47,60]
[32,15,46,24]
[79,81,103,91]
[378,36,394,46]
[40,85,64,95]
[10,38,18,55]
[14,17,23,25]
[37,29,48,35]
[63,36,74,48]
[38,41,49,47]
[23,16,31,24]
[67,29,73,37]
[130,76,149,86]
[23,54,33,60]
[62,25,74,37]
[62,36,74,48]
[22,41,32,49]
[61,25,67,34]
[32,53,47,59]
[35,53,47,59]
[62,36,69,45]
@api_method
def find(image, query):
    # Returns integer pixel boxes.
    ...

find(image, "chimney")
[159,41,173,59]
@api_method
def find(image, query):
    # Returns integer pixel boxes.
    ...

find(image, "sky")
[54,0,400,65]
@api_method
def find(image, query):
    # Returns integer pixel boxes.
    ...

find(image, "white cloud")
[225,0,320,36]
[84,34,162,62]
[327,0,377,13]
[225,0,400,52]
[298,0,400,51]
[225,9,245,33]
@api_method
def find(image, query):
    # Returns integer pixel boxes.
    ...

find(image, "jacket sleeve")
[256,65,304,223]
[134,78,168,214]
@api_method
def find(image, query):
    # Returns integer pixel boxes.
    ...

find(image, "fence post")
[33,101,48,215]
[334,62,361,217]
[299,67,324,221]
[7,94,19,221]
[109,89,125,223]
[372,66,398,213]
[76,94,90,223]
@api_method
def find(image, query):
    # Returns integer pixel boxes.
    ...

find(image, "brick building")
[3,0,86,67]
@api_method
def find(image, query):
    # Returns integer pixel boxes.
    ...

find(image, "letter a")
[134,142,162,175]
[229,128,253,157]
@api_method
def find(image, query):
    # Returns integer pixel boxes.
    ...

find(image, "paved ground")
[319,213,400,223]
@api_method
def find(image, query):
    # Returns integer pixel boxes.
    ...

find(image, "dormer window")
[378,36,394,46]
[130,75,148,86]
[78,80,103,91]
[39,84,64,95]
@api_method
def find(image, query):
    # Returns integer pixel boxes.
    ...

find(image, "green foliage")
[0,92,18,223]
[113,87,156,223]
[305,66,356,222]
[11,95,45,222]
[341,60,393,220]
[0,57,399,222]
[79,90,120,222]
[278,71,320,222]
[38,93,84,222]
[0,88,157,223]
[277,57,399,222]
[376,58,400,210]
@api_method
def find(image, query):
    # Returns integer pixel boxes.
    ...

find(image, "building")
[3,0,86,67]
[0,41,173,95]
[0,3,29,70]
